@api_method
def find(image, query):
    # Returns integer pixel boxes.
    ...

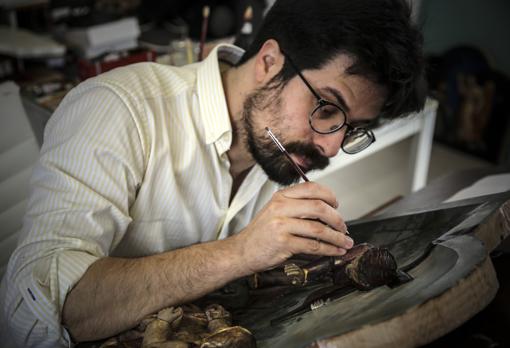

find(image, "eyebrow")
[322,87,351,113]
[321,87,378,127]
[318,85,378,127]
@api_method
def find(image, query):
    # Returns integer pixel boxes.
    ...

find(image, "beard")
[242,84,329,186]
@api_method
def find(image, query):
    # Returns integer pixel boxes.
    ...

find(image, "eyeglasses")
[283,53,376,154]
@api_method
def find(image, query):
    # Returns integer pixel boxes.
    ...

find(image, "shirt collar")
[197,44,244,156]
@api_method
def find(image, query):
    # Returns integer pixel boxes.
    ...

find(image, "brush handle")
[266,127,310,182]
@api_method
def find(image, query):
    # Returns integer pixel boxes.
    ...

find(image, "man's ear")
[254,39,285,85]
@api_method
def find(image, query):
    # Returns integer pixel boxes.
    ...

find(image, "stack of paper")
[0,26,65,58]
[444,173,510,203]
[64,17,140,59]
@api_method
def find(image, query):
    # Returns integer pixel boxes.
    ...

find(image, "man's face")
[243,85,329,186]
[243,54,386,186]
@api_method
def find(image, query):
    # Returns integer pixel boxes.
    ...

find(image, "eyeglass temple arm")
[281,50,323,101]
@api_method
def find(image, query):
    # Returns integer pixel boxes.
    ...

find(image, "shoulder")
[80,62,198,103]
[56,63,199,146]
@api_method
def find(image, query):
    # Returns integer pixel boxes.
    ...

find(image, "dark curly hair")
[236,0,427,119]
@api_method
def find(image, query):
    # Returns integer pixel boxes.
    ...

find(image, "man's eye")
[318,105,339,119]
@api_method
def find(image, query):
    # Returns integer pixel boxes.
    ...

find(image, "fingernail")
[338,248,346,255]
[345,236,354,248]
[345,228,350,235]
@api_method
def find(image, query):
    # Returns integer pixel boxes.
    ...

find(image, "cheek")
[259,85,314,137]
[281,108,313,137]
[274,111,309,137]
[275,99,312,133]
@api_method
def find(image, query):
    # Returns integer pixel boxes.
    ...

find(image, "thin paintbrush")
[265,127,310,182]
[266,127,349,235]
[198,6,210,61]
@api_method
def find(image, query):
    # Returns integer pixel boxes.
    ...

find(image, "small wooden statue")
[247,243,398,290]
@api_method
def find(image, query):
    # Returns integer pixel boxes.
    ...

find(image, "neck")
[222,61,257,180]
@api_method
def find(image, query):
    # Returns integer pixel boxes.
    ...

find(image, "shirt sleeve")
[1,82,147,347]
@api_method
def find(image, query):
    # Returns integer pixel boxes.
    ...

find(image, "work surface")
[225,190,509,348]
[76,170,509,348]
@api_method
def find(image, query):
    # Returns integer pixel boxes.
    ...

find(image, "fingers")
[271,187,347,233]
[279,182,338,209]
[240,181,353,270]
[287,234,348,256]
[294,199,347,233]
[278,217,353,250]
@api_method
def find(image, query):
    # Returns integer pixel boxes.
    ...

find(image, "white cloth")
[0,44,276,347]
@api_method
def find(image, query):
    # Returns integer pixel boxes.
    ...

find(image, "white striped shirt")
[0,44,276,347]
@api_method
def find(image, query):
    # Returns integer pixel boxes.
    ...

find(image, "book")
[64,17,140,58]
[77,38,138,60]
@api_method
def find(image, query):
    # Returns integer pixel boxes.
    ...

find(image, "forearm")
[62,236,246,342]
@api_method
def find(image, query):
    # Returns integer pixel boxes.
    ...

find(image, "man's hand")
[232,182,353,274]
[61,181,351,342]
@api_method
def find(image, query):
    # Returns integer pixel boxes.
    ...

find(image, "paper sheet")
[444,173,510,203]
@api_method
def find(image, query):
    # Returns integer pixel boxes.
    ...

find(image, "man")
[0,0,426,346]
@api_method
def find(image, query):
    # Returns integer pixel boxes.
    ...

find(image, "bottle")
[233,6,253,51]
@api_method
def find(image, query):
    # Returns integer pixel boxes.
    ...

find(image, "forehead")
[307,54,387,121]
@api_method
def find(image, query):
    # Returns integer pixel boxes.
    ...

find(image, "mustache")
[280,141,329,171]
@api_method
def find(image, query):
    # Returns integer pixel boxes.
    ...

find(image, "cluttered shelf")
[0,1,261,113]
[1,1,266,145]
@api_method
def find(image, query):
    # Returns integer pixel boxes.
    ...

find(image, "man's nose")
[312,129,346,158]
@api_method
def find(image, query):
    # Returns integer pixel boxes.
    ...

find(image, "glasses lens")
[310,103,346,134]
[342,129,375,154]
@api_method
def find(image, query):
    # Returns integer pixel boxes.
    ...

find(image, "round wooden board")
[312,256,498,348]
[473,200,510,252]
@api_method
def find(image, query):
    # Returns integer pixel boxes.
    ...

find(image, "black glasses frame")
[282,52,376,153]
